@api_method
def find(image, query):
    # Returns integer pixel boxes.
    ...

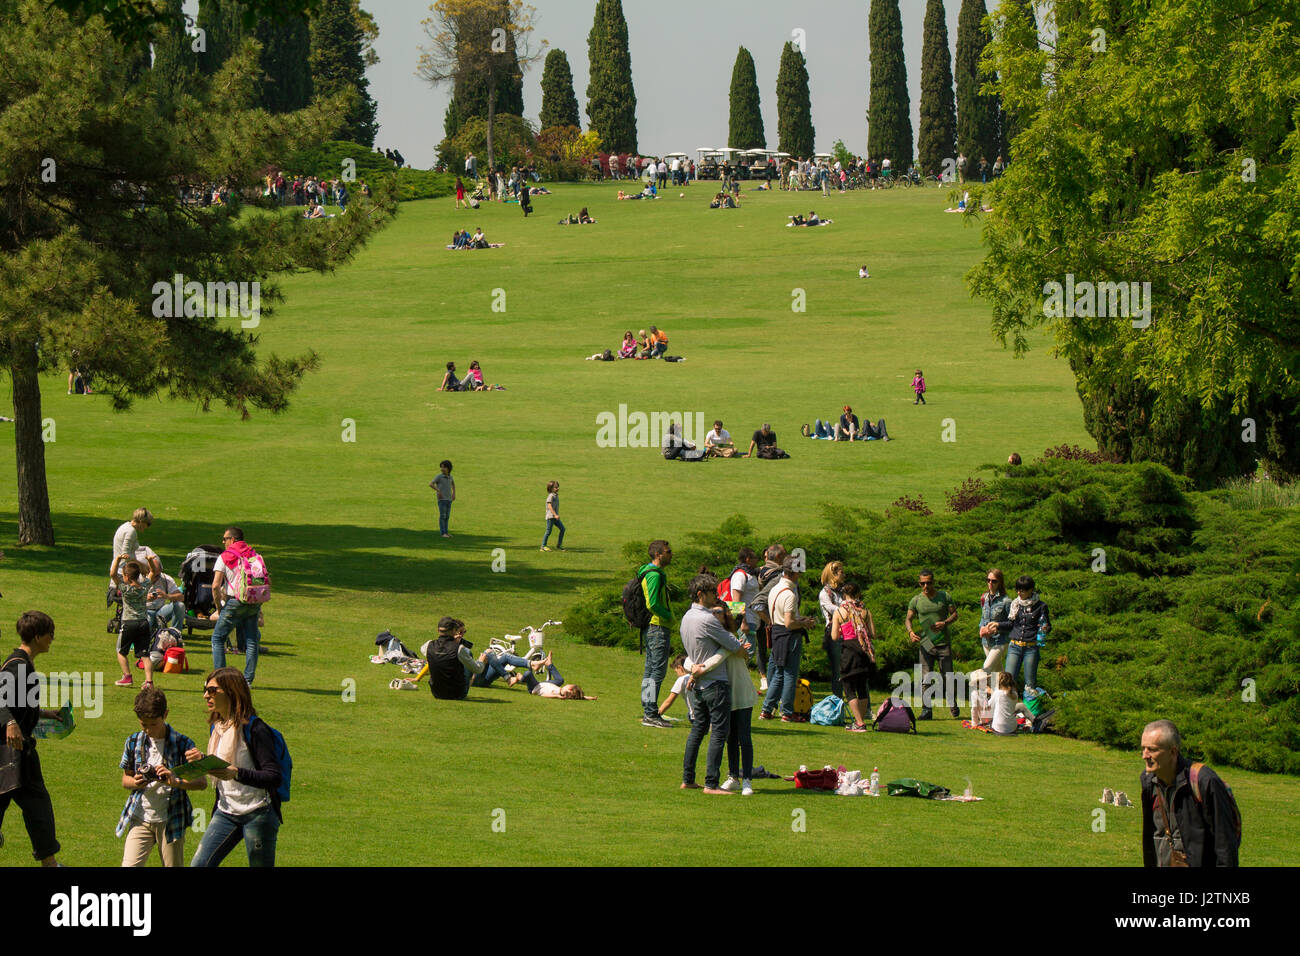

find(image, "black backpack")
[622,566,664,634]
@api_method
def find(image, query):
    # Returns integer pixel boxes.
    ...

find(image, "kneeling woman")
[187,668,284,867]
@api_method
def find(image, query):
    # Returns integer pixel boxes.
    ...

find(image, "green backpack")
[887,778,951,799]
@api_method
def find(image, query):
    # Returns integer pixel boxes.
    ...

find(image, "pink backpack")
[227,549,272,604]
[872,699,917,733]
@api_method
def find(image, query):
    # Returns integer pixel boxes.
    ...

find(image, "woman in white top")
[186,667,284,867]
[988,671,1034,736]
[818,562,846,697]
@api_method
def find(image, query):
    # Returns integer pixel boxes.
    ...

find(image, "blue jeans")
[762,632,803,716]
[813,419,834,439]
[147,602,185,633]
[523,663,563,692]
[683,682,732,788]
[211,600,261,682]
[1005,643,1040,693]
[726,707,754,780]
[649,342,667,358]
[641,624,670,719]
[542,518,565,547]
[473,651,530,687]
[437,499,452,535]
[190,805,279,867]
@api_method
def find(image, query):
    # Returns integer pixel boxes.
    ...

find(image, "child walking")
[912,369,927,405]
[111,554,155,688]
[540,480,565,551]
[430,460,455,538]
[116,686,206,866]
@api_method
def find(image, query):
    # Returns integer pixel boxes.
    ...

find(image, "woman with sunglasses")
[186,667,283,867]
[977,569,1012,672]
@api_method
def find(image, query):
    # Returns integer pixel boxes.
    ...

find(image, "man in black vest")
[418,618,486,700]
[0,611,64,865]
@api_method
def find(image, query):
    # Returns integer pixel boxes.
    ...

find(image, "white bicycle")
[486,619,562,671]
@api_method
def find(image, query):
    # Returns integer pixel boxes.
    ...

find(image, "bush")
[566,460,1300,773]
[281,140,455,201]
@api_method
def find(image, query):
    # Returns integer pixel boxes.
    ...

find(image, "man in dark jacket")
[1140,719,1240,867]
[0,610,64,865]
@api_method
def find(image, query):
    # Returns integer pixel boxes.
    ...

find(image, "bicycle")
[487,618,562,668]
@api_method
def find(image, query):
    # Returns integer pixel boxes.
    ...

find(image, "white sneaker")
[1100,787,1114,805]
[759,677,768,693]
[742,780,753,796]
[720,777,740,792]
[1114,791,1132,807]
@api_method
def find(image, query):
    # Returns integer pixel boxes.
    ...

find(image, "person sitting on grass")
[637,329,652,357]
[438,361,465,392]
[704,420,736,457]
[471,227,489,249]
[858,265,870,278]
[804,414,890,441]
[618,331,638,359]
[303,203,325,219]
[465,360,486,392]
[988,670,1053,735]
[647,326,668,359]
[411,618,486,700]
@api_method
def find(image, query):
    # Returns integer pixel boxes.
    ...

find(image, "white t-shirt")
[137,734,171,824]
[705,428,732,446]
[818,586,843,624]
[212,723,271,815]
[146,573,180,612]
[670,673,695,720]
[111,521,139,575]
[729,568,759,627]
[770,579,799,629]
[990,689,1020,735]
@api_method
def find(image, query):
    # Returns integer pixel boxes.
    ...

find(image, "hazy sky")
[365,0,975,166]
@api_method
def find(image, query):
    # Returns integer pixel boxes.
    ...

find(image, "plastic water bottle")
[870,767,880,796]
[1036,626,1046,648]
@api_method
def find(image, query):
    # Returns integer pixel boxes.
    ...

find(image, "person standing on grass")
[831,583,875,731]
[912,369,927,405]
[110,507,153,581]
[209,527,267,685]
[117,686,205,867]
[0,611,64,867]
[907,570,959,719]
[540,480,565,551]
[639,540,675,728]
[759,558,819,722]
[455,176,466,209]
[978,569,1011,672]
[110,554,154,689]
[818,562,846,698]
[431,460,455,538]
[187,668,283,867]
[679,573,749,795]
[751,544,786,692]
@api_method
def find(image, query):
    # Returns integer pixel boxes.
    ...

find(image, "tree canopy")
[539,48,580,130]
[776,41,814,158]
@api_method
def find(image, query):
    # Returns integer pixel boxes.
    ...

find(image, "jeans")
[1005,642,1040,693]
[649,342,667,358]
[726,707,754,780]
[190,805,280,867]
[683,682,732,788]
[542,518,565,547]
[762,631,803,716]
[821,627,843,698]
[437,499,452,535]
[523,663,563,692]
[919,643,956,714]
[641,624,670,719]
[812,419,835,439]
[473,651,530,687]
[149,602,185,632]
[861,419,889,440]
[211,599,261,682]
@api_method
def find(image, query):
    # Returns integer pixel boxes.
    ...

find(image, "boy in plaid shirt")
[116,686,206,866]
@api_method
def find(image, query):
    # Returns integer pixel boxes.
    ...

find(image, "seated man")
[662,422,697,459]
[647,326,668,359]
[471,227,489,249]
[704,420,736,457]
[746,423,778,458]
[412,618,486,700]
[140,549,184,633]
[438,361,467,392]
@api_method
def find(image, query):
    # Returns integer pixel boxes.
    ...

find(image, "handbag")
[0,742,21,795]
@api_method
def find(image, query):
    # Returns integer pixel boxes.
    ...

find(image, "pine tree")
[955,0,999,174]
[776,41,814,158]
[310,0,378,145]
[150,0,199,113]
[257,14,313,113]
[539,48,580,130]
[727,46,765,150]
[586,0,637,154]
[867,0,913,168]
[916,0,957,176]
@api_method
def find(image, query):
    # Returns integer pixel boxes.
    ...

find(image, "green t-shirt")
[908,590,954,646]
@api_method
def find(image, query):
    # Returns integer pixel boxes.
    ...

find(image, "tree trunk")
[486,80,496,173]
[10,340,55,545]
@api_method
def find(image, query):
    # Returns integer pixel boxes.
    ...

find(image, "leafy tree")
[969,0,1300,486]
[421,0,544,170]
[727,46,765,150]
[997,0,1037,157]
[917,0,956,177]
[955,0,999,170]
[535,124,601,180]
[776,41,814,158]
[867,0,913,168]
[0,0,395,544]
[310,0,377,145]
[539,48,580,130]
[585,0,637,154]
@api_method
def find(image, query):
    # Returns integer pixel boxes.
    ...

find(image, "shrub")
[890,494,932,516]
[281,140,454,201]
[946,477,992,514]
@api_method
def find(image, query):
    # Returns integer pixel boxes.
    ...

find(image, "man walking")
[680,573,749,794]
[639,540,674,728]
[906,569,959,719]
[210,527,268,684]
[0,611,64,866]
[759,557,818,721]
[1140,720,1240,866]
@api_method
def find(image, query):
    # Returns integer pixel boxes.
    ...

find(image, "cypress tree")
[197,0,244,76]
[727,46,765,149]
[867,0,913,168]
[310,0,378,145]
[917,0,956,177]
[586,0,637,154]
[955,0,999,173]
[257,14,313,113]
[776,41,814,158]
[539,48,580,129]
[150,0,198,112]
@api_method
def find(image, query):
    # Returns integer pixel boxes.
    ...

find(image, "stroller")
[179,545,223,639]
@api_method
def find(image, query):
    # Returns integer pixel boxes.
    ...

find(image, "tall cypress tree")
[955,0,999,171]
[257,14,313,113]
[197,0,244,76]
[917,0,957,176]
[150,0,198,112]
[867,0,913,167]
[586,0,637,154]
[539,48,580,129]
[727,46,765,149]
[776,41,814,158]
[310,0,378,145]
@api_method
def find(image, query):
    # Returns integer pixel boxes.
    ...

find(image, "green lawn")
[4,183,1294,866]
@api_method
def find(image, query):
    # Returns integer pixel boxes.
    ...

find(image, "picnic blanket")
[786,219,834,227]
[446,243,505,250]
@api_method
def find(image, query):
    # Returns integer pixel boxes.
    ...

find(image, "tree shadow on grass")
[2,513,610,599]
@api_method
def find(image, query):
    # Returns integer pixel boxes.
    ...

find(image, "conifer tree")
[917,0,957,176]
[867,0,913,168]
[539,48,580,130]
[776,41,814,158]
[955,0,999,171]
[585,0,637,153]
[727,46,765,149]
[310,0,378,145]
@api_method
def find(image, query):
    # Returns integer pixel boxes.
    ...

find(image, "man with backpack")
[633,541,674,728]
[209,527,270,685]
[748,544,787,692]
[759,557,819,722]
[1140,720,1240,867]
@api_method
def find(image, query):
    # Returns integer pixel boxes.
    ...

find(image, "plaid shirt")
[116,725,196,844]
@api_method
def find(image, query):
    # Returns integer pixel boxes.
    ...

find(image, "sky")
[364,0,979,166]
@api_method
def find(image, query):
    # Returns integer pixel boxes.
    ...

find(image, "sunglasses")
[202,685,222,695]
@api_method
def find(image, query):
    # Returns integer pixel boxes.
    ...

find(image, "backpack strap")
[1188,762,1204,803]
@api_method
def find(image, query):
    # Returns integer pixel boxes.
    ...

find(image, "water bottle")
[870,767,880,796]
[1036,626,1046,648]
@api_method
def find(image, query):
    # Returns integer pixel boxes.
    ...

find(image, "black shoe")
[918,710,933,720]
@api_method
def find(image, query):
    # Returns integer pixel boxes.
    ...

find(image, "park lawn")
[3,183,1295,866]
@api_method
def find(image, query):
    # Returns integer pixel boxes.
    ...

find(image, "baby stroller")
[179,545,223,639]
